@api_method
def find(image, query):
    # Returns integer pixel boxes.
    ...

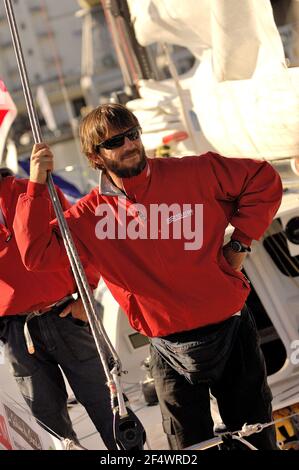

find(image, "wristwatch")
[229,239,251,253]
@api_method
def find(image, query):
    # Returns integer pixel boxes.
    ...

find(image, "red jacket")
[14,153,282,336]
[0,176,97,316]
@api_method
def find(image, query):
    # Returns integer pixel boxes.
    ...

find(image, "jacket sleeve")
[204,152,283,245]
[53,187,99,287]
[13,181,100,290]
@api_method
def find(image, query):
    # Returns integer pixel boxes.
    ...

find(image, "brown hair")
[79,103,139,169]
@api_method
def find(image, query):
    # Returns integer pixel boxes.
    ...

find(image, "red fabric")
[0,177,98,316]
[14,153,282,336]
[0,109,8,126]
[0,415,12,450]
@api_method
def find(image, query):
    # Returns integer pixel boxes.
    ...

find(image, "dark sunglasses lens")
[100,127,140,150]
[126,128,140,141]
[104,135,125,149]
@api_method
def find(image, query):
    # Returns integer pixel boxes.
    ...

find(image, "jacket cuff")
[27,181,47,197]
[231,228,253,246]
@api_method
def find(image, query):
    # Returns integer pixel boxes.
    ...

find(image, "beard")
[101,147,147,178]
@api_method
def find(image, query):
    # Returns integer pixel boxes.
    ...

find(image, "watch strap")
[230,239,251,253]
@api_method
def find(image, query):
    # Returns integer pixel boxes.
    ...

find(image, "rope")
[3,0,127,418]
[231,435,258,450]
[185,410,299,450]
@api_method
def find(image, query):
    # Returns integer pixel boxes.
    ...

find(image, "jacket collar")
[98,170,124,197]
[98,160,151,200]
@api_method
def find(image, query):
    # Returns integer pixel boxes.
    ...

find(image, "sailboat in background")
[1,0,299,450]
[121,0,299,162]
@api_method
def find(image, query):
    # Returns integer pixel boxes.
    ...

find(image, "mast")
[102,0,160,82]
[78,0,161,104]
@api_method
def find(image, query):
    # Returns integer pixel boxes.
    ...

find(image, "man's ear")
[88,152,104,170]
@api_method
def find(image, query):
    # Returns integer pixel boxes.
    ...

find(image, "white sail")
[127,0,299,160]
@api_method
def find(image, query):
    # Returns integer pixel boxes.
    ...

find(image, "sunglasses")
[95,126,141,151]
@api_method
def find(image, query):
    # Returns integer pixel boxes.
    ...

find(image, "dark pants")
[0,308,116,450]
[150,306,277,450]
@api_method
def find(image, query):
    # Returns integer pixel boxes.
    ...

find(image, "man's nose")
[123,136,135,148]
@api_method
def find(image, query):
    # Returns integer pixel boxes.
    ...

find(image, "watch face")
[230,240,242,252]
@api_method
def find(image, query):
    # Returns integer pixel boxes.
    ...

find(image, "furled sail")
[127,0,299,160]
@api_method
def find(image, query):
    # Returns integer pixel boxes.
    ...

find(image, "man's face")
[96,126,146,178]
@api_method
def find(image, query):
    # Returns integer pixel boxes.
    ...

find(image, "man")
[14,103,283,450]
[0,167,116,449]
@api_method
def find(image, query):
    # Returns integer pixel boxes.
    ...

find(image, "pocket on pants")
[152,316,241,385]
[14,368,66,415]
[162,416,180,449]
[164,339,220,383]
[15,375,34,401]
[57,316,98,362]
[162,416,188,450]
[162,416,173,435]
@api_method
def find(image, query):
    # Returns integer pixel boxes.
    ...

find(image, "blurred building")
[0,0,194,151]
[0,0,123,147]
